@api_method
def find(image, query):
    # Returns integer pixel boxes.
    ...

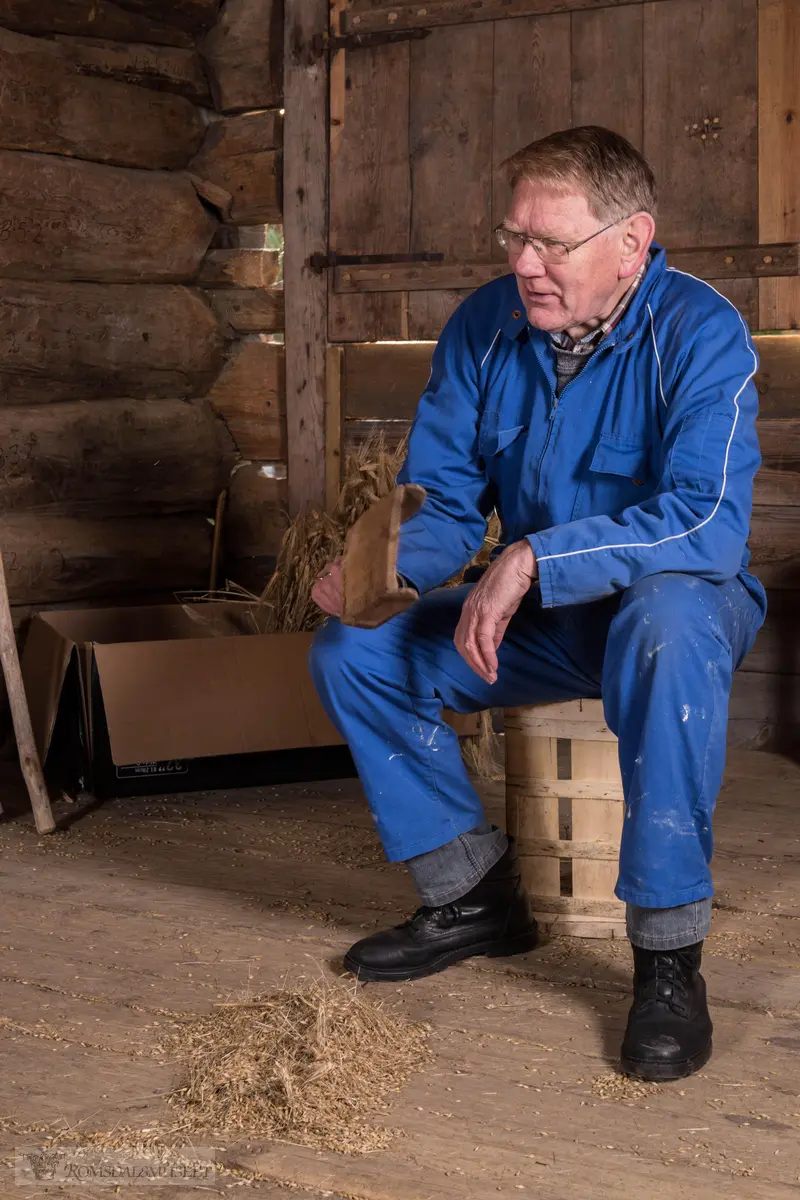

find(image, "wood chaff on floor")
[0,748,798,1197]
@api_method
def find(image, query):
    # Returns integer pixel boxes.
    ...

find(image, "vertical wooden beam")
[759,0,800,330]
[284,0,328,512]
[325,344,343,512]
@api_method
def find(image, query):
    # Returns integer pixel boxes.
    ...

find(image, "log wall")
[0,0,287,743]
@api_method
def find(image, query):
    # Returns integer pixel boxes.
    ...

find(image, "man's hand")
[311,556,343,616]
[454,540,537,684]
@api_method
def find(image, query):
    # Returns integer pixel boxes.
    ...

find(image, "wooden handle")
[341,484,426,628]
[0,553,55,834]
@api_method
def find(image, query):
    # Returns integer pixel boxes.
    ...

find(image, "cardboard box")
[21,602,478,800]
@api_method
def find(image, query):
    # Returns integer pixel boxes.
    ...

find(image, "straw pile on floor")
[166,975,431,1154]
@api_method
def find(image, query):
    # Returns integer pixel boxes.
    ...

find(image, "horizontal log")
[200,0,284,112]
[0,399,233,518]
[0,0,194,45]
[197,110,283,156]
[111,0,220,38]
[208,288,284,332]
[0,151,216,283]
[198,249,282,289]
[1,514,211,605]
[55,36,212,104]
[343,0,662,34]
[190,113,282,224]
[334,245,800,295]
[0,282,225,404]
[225,463,288,559]
[0,27,204,170]
[206,340,286,459]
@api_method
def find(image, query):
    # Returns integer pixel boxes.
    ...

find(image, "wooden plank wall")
[0,0,288,734]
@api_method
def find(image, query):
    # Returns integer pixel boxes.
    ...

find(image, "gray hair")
[500,126,658,221]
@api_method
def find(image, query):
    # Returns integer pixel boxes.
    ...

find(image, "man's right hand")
[311,556,343,616]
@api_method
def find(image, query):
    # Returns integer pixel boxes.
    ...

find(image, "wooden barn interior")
[0,0,799,1196]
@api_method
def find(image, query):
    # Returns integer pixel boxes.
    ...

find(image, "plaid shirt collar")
[550,258,649,355]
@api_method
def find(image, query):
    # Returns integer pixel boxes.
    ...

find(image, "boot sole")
[621,1039,712,1083]
[343,927,540,983]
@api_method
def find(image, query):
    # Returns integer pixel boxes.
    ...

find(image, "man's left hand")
[454,540,537,685]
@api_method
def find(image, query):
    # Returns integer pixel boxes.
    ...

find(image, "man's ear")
[619,212,656,280]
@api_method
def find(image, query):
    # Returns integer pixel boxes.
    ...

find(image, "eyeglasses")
[494,215,631,265]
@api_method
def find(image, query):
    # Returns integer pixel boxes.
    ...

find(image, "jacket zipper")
[535,338,619,481]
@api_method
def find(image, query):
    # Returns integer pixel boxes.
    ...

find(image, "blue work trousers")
[309,573,762,908]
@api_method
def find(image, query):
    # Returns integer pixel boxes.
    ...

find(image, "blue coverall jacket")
[396,244,766,618]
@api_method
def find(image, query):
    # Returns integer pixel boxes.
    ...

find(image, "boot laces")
[639,950,693,1015]
[403,904,458,931]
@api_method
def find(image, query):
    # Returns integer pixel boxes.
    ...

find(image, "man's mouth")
[525,290,559,303]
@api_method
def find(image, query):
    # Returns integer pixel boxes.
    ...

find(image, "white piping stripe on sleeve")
[648,303,667,407]
[536,290,758,566]
[480,327,502,370]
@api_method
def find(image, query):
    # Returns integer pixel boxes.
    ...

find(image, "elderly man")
[309,126,765,1082]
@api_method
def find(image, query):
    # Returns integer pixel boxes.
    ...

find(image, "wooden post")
[284,0,328,513]
[0,553,55,835]
[759,0,800,331]
[325,345,343,512]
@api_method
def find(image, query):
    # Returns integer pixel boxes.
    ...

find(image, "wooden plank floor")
[0,748,798,1197]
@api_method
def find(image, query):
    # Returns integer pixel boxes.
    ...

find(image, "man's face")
[503,180,629,333]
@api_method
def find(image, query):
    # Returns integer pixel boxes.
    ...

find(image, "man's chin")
[525,307,566,332]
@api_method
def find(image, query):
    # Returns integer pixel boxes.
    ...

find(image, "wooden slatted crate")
[505,699,626,939]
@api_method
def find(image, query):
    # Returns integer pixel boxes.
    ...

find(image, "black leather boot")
[621,942,713,1081]
[343,840,539,982]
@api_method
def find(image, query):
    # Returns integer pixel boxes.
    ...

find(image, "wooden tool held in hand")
[0,553,56,834]
[341,485,426,628]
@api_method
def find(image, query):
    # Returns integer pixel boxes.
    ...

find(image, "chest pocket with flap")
[571,435,653,521]
[478,406,526,474]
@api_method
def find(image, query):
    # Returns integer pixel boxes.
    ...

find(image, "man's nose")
[514,244,547,277]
